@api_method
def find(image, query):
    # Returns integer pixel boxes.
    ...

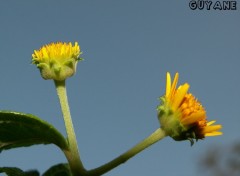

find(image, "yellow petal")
[181,111,206,126]
[166,72,171,97]
[172,83,189,110]
[169,73,179,100]
[207,120,216,126]
[205,131,223,136]
[203,125,222,133]
[42,48,49,59]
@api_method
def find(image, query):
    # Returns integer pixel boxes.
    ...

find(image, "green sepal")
[0,167,39,176]
[77,57,84,61]
[64,59,75,68]
[43,163,71,176]
[0,111,68,152]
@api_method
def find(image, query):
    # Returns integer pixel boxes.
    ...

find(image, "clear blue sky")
[0,1,239,176]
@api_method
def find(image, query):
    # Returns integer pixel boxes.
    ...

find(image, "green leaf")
[42,163,71,176]
[0,111,68,152]
[0,167,39,176]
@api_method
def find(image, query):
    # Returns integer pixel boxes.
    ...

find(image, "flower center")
[179,93,205,119]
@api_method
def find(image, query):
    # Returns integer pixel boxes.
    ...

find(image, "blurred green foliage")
[199,141,240,176]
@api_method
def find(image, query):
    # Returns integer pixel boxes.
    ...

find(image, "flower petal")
[172,83,189,110]
[169,73,179,100]
[203,125,222,134]
[207,120,216,126]
[166,72,171,98]
[205,131,223,136]
[181,111,206,126]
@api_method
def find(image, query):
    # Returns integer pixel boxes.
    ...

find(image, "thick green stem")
[86,128,166,176]
[54,80,166,176]
[54,80,86,176]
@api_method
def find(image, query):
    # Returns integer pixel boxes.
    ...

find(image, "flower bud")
[32,42,82,81]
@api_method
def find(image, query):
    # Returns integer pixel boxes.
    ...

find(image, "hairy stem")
[87,128,166,176]
[54,80,86,176]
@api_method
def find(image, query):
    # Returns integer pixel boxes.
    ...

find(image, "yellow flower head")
[32,42,82,81]
[157,72,222,145]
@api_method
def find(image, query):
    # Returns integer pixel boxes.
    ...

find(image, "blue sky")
[0,1,239,175]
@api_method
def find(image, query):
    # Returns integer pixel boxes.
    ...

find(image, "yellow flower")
[157,72,222,145]
[32,42,82,81]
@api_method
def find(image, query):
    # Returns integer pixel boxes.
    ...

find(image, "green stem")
[54,80,86,176]
[86,128,166,176]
